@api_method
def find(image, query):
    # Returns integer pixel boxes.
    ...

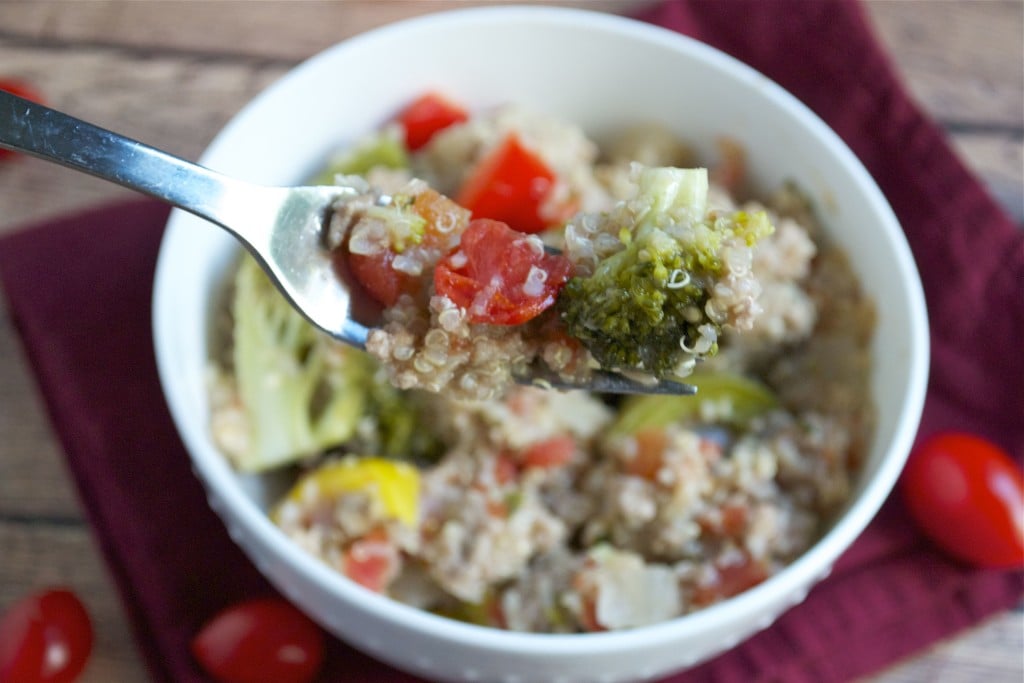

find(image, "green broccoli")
[606,371,779,436]
[558,167,772,379]
[231,254,440,470]
[232,254,371,471]
[310,126,409,184]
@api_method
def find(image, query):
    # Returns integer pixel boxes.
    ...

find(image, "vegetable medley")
[208,93,876,632]
[319,92,776,400]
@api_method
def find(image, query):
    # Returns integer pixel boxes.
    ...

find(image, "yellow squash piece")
[285,456,420,526]
[608,371,778,436]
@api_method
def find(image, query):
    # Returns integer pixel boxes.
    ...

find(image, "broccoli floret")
[232,254,371,471]
[362,375,444,463]
[230,254,441,470]
[311,126,409,184]
[558,166,772,379]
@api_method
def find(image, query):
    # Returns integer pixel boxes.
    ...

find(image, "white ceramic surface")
[152,7,929,682]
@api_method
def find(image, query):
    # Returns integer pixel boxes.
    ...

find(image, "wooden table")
[1,1,1020,681]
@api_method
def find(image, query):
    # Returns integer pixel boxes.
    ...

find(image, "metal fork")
[0,90,695,396]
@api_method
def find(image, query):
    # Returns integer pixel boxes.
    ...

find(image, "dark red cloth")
[0,1,1020,681]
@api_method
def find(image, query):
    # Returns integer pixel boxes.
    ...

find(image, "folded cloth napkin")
[1,0,1020,681]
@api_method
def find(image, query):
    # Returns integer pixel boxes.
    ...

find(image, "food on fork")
[319,103,772,401]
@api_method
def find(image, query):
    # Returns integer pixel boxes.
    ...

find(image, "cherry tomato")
[456,134,573,234]
[191,598,324,683]
[0,79,44,161]
[0,588,93,683]
[396,92,468,151]
[901,432,1024,569]
[434,218,571,325]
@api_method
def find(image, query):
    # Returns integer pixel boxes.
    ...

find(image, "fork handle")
[0,90,255,230]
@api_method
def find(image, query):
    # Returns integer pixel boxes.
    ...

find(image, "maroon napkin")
[1,1,1020,681]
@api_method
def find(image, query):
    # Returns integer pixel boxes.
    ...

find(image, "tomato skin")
[0,588,93,683]
[396,92,468,151]
[434,218,571,325]
[0,79,44,161]
[191,598,324,683]
[456,134,571,234]
[900,432,1024,569]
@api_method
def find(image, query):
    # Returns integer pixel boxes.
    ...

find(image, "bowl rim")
[152,3,930,656]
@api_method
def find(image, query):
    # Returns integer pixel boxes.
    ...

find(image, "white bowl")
[152,6,929,682]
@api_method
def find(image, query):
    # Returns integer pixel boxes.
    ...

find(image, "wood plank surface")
[0,2,1021,682]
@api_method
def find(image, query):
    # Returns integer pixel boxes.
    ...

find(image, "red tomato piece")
[0,79,45,161]
[434,218,571,325]
[191,598,324,683]
[625,429,669,480]
[343,538,398,593]
[493,453,519,485]
[901,432,1024,569]
[521,435,576,469]
[396,92,468,151]
[456,134,571,234]
[345,249,407,307]
[343,188,471,307]
[0,588,93,683]
[692,554,769,607]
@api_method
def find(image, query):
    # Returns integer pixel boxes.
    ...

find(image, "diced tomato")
[719,502,749,536]
[396,92,468,151]
[698,501,750,538]
[456,134,573,234]
[0,79,44,162]
[521,435,576,469]
[343,537,398,593]
[484,594,507,630]
[486,498,509,519]
[434,218,571,325]
[624,429,669,480]
[710,137,746,195]
[691,554,769,607]
[494,453,519,485]
[412,187,471,251]
[343,188,471,307]
[345,250,407,307]
[570,573,607,633]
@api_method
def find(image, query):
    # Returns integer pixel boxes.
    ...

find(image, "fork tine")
[515,365,697,396]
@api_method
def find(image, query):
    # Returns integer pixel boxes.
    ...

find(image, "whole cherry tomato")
[0,588,94,683]
[901,432,1024,568]
[0,78,45,161]
[191,598,324,683]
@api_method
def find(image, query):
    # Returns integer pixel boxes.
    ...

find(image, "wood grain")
[0,2,1020,682]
